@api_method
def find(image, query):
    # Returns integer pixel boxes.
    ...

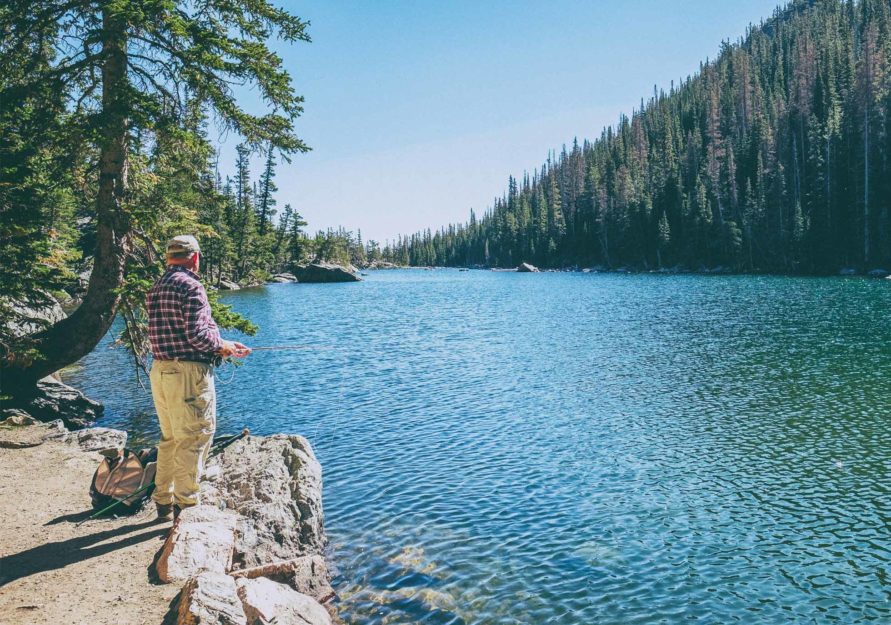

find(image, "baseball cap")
[166,235,201,257]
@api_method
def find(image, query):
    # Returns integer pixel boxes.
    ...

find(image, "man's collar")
[167,264,200,280]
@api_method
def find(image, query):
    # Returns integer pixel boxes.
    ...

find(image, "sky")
[217,0,787,244]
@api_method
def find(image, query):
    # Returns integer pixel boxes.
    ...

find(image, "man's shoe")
[156,503,174,521]
[173,504,183,521]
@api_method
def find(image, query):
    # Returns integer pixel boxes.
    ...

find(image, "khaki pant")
[149,360,216,507]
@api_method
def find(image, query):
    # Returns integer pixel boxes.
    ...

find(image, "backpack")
[89,447,158,515]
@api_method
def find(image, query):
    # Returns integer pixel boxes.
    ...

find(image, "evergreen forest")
[383,0,891,274]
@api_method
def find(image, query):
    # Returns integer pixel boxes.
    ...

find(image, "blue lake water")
[67,269,891,624]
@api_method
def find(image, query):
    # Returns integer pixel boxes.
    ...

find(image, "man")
[146,235,251,521]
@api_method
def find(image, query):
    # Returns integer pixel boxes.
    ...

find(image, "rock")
[1,293,66,339]
[201,435,325,569]
[157,505,239,584]
[219,279,241,291]
[0,409,37,426]
[6,376,104,429]
[177,572,246,625]
[46,426,127,452]
[867,268,889,278]
[229,555,333,602]
[517,262,540,273]
[270,273,297,283]
[0,418,66,449]
[293,263,360,283]
[236,577,331,625]
[366,260,401,270]
[839,267,858,276]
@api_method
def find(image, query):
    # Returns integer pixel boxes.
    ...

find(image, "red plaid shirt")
[146,266,223,363]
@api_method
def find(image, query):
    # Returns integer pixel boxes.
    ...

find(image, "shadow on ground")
[0,520,167,587]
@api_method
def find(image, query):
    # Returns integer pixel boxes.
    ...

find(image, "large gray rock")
[202,435,326,570]
[294,263,360,283]
[270,273,297,283]
[157,505,239,584]
[177,572,246,625]
[236,577,331,625]
[517,262,540,273]
[219,279,241,291]
[8,376,103,429]
[1,293,66,338]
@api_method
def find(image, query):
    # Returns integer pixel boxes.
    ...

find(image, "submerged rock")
[517,262,540,273]
[294,262,360,283]
[202,435,326,570]
[176,572,246,625]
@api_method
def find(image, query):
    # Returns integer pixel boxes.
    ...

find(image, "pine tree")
[1,0,310,390]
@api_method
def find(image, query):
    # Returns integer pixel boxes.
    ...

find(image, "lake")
[66,270,891,624]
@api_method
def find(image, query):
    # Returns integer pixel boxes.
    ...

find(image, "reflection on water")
[68,270,891,624]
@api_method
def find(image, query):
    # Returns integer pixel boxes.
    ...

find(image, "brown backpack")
[89,448,157,515]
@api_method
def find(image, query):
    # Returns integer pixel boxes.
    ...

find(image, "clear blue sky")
[217,0,786,244]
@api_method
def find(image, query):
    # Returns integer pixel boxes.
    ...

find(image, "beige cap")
[166,235,200,258]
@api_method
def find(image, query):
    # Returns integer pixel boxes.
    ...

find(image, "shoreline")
[0,417,335,625]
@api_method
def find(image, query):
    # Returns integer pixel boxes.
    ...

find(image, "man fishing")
[146,235,251,521]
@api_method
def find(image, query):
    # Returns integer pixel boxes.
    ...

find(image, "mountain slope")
[384,0,891,273]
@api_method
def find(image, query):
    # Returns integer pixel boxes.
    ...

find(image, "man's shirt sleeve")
[183,282,223,353]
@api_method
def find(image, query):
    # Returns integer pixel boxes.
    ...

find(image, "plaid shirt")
[146,266,223,363]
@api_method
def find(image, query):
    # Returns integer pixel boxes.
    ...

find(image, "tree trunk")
[3,8,131,393]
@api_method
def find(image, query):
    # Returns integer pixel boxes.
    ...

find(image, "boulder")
[0,418,66,449]
[176,572,246,625]
[218,279,241,291]
[867,268,889,278]
[1,293,66,339]
[45,426,127,452]
[201,435,326,570]
[0,409,37,426]
[517,262,540,273]
[293,263,360,283]
[229,555,333,602]
[157,505,239,584]
[7,376,103,429]
[270,273,297,283]
[839,267,858,276]
[236,577,331,625]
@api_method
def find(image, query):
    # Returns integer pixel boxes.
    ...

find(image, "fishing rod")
[76,428,250,526]
[248,345,332,351]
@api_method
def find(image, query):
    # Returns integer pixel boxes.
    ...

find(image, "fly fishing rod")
[76,428,250,526]
[249,345,332,351]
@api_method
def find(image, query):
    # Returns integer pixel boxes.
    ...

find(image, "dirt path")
[0,438,178,625]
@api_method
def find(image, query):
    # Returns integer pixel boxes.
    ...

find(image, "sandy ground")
[0,433,179,625]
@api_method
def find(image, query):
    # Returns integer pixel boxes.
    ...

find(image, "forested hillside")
[384,0,891,273]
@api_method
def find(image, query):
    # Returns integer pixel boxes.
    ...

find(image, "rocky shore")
[0,415,334,625]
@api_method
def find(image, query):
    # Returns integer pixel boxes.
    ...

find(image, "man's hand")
[218,340,252,358]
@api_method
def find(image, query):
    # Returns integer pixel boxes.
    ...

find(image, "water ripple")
[68,271,891,624]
